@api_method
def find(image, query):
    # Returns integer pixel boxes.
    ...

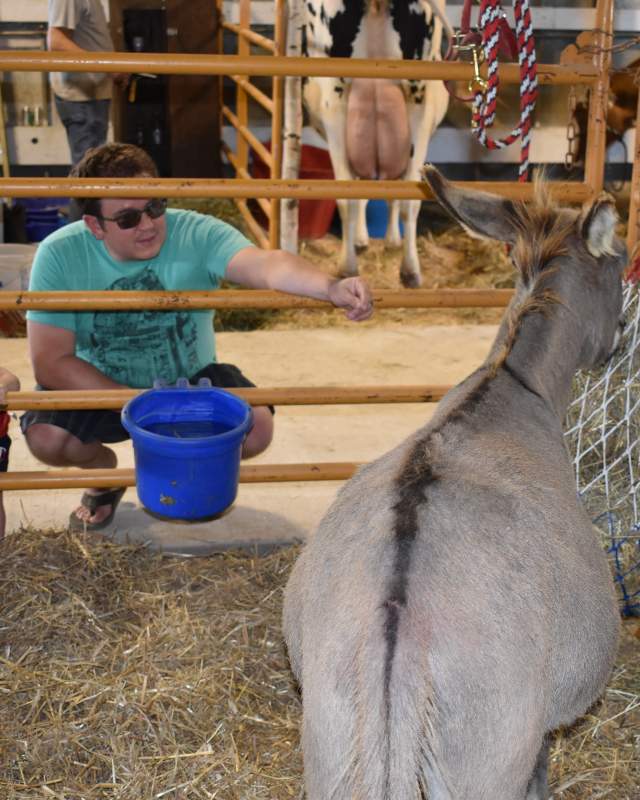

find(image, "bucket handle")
[152,377,213,390]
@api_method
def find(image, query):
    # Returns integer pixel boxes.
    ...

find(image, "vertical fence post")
[628,90,640,261]
[0,74,10,178]
[583,0,614,195]
[280,0,303,254]
[216,0,225,177]
[269,0,286,249]
[236,0,251,177]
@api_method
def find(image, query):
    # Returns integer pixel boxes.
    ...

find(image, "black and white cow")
[301,0,450,287]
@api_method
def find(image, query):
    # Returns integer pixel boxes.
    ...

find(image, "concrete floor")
[2,323,498,555]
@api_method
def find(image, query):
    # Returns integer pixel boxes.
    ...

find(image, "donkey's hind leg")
[430,705,546,800]
[525,737,550,800]
[301,683,355,800]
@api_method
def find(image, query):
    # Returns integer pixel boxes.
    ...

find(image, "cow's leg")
[334,198,360,277]
[356,199,369,253]
[386,200,402,247]
[304,77,359,276]
[399,79,449,288]
[398,197,422,288]
[320,79,359,275]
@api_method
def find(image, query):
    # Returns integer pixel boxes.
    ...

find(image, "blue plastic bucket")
[121,384,253,521]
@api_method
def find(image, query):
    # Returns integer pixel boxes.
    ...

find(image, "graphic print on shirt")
[84,267,201,386]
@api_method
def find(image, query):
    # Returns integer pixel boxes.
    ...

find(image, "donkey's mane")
[389,180,577,646]
[489,178,574,375]
[509,176,575,284]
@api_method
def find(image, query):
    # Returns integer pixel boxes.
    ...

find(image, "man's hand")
[327,277,374,321]
[226,247,374,320]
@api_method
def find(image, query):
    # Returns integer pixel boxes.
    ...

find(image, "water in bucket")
[143,420,235,438]
[121,380,253,521]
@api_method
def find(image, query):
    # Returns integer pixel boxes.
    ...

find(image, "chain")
[565,85,578,171]
[576,32,640,58]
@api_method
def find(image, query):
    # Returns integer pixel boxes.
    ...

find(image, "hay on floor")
[0,529,638,799]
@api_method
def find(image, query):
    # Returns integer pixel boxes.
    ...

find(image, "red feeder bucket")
[251,142,336,239]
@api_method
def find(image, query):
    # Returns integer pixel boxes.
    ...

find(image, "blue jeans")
[54,95,110,166]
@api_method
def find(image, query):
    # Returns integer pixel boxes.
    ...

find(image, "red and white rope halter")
[471,0,539,182]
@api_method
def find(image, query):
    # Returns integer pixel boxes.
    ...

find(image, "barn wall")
[219,1,639,177]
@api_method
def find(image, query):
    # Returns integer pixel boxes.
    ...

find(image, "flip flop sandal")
[68,487,127,533]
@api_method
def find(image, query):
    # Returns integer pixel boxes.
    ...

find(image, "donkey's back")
[283,170,624,800]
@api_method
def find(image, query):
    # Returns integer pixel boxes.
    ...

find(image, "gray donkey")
[283,167,625,800]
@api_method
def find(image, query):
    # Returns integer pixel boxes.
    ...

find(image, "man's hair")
[70,143,159,217]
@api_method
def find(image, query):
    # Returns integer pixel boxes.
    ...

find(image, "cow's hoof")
[338,269,358,281]
[355,243,369,255]
[400,270,422,289]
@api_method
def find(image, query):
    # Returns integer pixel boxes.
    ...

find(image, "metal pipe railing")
[0,463,361,491]
[221,105,271,165]
[222,22,277,54]
[0,178,595,202]
[5,385,451,412]
[0,288,514,311]
[0,51,600,84]
[229,75,274,114]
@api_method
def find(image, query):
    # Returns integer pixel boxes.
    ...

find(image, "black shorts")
[0,434,10,472]
[19,363,273,446]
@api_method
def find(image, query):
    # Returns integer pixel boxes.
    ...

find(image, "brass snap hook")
[468,45,488,94]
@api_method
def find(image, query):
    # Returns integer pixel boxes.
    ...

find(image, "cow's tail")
[421,0,455,46]
[353,600,436,800]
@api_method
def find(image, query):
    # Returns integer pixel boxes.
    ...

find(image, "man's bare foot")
[69,487,127,532]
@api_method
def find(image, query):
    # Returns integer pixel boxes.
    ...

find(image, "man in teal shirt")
[22,143,373,531]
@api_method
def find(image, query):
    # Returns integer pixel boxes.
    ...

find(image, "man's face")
[84,197,167,262]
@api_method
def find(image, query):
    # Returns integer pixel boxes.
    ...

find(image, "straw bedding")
[0,531,302,799]
[0,530,638,799]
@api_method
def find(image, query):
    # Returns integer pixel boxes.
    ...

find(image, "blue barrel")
[121,384,253,521]
[366,199,404,239]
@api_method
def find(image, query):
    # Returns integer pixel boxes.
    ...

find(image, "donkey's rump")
[288,460,615,799]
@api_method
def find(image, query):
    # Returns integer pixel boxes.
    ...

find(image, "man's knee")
[25,423,80,467]
[242,406,274,459]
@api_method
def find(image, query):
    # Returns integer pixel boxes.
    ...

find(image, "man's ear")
[83,215,105,240]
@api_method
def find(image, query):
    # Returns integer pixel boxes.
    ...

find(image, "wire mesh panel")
[566,284,640,616]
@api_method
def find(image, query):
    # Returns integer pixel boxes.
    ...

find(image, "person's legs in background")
[55,97,111,220]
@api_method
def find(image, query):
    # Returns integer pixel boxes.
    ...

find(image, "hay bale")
[566,285,640,616]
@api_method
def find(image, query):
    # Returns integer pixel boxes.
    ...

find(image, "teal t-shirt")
[27,209,252,388]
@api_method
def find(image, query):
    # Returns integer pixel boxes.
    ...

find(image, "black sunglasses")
[97,198,167,230]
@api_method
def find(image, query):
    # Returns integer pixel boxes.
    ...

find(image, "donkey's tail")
[353,601,436,800]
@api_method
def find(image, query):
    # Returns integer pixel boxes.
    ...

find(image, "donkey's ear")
[579,193,619,257]
[422,165,518,244]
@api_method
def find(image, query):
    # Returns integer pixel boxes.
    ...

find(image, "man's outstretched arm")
[225,247,374,322]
